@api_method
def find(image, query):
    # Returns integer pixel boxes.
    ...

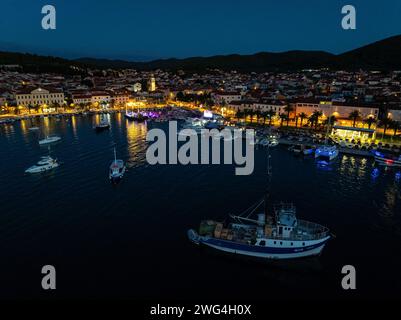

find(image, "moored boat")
[109,148,126,184]
[315,145,339,161]
[374,150,401,167]
[25,156,59,174]
[39,135,61,145]
[95,119,110,131]
[188,146,331,260]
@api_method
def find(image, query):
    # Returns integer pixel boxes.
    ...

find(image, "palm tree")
[309,110,322,129]
[298,112,307,127]
[279,113,288,127]
[363,117,376,129]
[235,110,243,122]
[283,104,294,127]
[389,120,400,137]
[260,111,268,126]
[379,116,392,136]
[34,104,41,114]
[266,109,276,126]
[247,109,255,124]
[255,110,262,124]
[348,110,361,127]
[323,115,337,126]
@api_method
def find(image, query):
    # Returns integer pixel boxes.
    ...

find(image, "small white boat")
[28,127,40,131]
[94,120,110,131]
[25,156,59,174]
[109,148,126,184]
[315,145,339,161]
[39,136,61,145]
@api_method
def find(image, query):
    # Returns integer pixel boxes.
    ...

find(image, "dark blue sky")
[1,0,401,61]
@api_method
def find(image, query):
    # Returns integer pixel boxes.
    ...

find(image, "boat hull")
[374,156,401,167]
[188,230,330,260]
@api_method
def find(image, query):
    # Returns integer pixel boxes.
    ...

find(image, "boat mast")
[265,144,272,216]
[114,147,117,162]
[324,115,331,145]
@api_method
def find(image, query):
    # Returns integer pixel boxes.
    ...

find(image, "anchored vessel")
[38,135,61,145]
[109,148,126,183]
[25,156,59,174]
[188,146,331,260]
[95,115,110,131]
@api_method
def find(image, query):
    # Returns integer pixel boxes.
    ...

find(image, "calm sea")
[0,113,400,300]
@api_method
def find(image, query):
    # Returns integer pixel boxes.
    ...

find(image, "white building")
[72,94,92,105]
[293,100,379,119]
[212,91,242,105]
[15,87,64,107]
[91,91,111,105]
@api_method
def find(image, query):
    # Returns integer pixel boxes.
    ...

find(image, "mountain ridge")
[2,35,401,73]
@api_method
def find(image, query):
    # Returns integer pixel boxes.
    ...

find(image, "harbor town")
[1,65,401,159]
[2,0,401,310]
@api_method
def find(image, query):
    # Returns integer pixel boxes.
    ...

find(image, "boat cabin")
[275,204,297,238]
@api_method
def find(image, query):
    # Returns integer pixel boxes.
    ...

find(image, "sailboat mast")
[114,147,117,162]
[265,144,272,215]
[324,115,331,145]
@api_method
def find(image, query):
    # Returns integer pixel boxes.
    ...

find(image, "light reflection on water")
[0,113,401,299]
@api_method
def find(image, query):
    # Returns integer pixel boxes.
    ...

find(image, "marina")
[0,113,400,300]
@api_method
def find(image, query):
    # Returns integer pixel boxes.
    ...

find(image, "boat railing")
[268,219,330,241]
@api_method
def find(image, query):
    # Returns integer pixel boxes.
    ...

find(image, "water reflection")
[126,120,148,168]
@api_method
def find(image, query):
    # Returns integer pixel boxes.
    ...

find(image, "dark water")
[0,113,400,300]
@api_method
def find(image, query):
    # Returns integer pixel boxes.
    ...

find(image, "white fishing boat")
[188,146,331,260]
[109,148,126,183]
[39,135,61,145]
[25,156,59,174]
[28,126,40,131]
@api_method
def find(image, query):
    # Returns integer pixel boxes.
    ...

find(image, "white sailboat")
[109,148,126,183]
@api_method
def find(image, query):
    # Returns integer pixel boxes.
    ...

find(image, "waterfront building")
[212,91,242,105]
[91,91,111,105]
[72,94,91,105]
[293,99,379,120]
[15,87,64,107]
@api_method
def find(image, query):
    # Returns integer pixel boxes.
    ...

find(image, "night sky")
[1,0,401,60]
